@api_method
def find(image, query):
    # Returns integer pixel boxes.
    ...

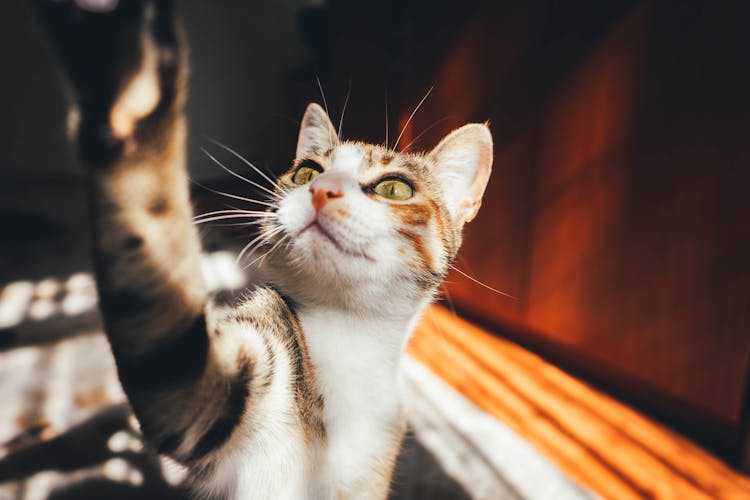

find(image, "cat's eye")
[373,178,414,200]
[292,162,322,185]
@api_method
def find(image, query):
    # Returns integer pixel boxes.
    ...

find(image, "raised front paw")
[35,0,185,165]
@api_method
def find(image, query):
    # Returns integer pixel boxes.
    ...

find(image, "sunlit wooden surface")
[408,305,750,500]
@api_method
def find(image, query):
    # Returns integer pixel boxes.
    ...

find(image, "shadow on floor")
[0,402,469,500]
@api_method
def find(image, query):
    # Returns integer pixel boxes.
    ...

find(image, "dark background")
[1,0,749,473]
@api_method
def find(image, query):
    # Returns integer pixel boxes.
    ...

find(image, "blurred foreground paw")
[35,0,184,165]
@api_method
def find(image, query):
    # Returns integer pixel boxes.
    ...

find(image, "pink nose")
[309,172,347,212]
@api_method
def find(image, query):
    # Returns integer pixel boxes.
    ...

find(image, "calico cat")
[36,0,492,498]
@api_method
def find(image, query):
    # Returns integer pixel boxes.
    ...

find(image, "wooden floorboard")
[408,305,750,500]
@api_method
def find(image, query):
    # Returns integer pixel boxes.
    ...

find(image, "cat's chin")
[299,222,375,262]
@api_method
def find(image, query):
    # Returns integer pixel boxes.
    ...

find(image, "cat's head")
[264,103,492,311]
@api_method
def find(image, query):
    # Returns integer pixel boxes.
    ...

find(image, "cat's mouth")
[300,221,374,261]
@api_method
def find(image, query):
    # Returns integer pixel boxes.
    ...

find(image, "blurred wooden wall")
[390,0,750,466]
[289,0,750,466]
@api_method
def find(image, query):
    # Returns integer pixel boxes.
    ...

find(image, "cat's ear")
[428,123,493,224]
[296,103,339,159]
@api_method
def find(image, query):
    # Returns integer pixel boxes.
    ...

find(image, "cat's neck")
[297,299,429,389]
[299,303,423,364]
[297,301,425,461]
[279,277,434,406]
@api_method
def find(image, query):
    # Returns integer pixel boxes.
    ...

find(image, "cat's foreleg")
[36,0,264,470]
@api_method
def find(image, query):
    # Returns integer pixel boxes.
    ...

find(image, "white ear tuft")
[296,103,339,159]
[429,123,493,224]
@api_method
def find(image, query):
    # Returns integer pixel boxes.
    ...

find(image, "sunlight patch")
[0,251,247,329]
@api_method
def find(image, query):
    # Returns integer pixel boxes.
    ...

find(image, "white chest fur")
[300,307,410,496]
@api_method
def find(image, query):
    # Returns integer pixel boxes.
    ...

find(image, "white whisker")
[195,218,267,226]
[265,233,292,257]
[394,86,434,151]
[194,214,276,225]
[236,227,284,265]
[194,209,272,219]
[338,80,351,141]
[315,75,335,147]
[242,233,289,272]
[205,139,285,194]
[315,74,330,118]
[201,221,266,228]
[191,179,278,208]
[401,116,452,152]
[449,265,516,300]
[385,92,389,149]
[201,148,281,200]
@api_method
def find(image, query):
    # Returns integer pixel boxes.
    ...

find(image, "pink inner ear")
[429,124,493,224]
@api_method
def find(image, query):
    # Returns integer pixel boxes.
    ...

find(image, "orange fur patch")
[394,203,432,227]
[334,206,349,218]
[396,228,432,271]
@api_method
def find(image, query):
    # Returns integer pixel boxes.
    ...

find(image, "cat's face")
[264,104,492,310]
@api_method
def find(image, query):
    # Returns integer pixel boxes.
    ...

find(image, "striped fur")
[38,1,492,498]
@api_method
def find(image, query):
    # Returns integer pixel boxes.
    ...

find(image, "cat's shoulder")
[214,286,301,339]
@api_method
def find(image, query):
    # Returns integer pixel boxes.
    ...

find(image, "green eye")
[292,164,321,185]
[373,178,414,200]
